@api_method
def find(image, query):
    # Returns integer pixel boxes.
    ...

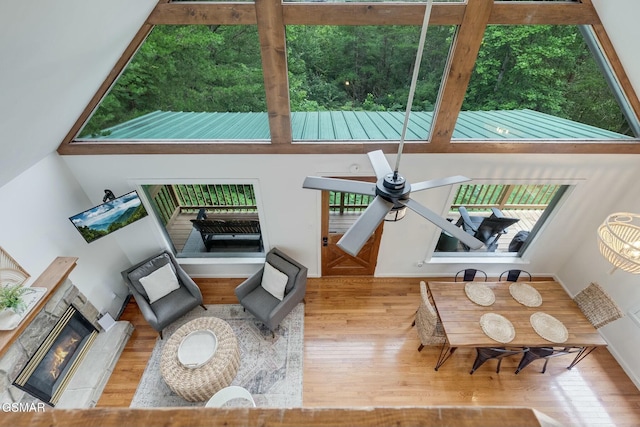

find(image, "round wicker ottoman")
[160,317,240,402]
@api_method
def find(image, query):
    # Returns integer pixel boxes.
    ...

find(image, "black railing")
[147,184,258,225]
[328,191,374,214]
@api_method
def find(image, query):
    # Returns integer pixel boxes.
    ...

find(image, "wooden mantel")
[0,256,78,357]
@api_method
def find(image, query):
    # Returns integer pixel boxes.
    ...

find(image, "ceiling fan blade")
[367,150,393,180]
[337,196,393,257]
[303,176,377,196]
[411,175,471,192]
[402,199,484,250]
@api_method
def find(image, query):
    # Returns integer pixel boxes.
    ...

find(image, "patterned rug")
[130,303,304,408]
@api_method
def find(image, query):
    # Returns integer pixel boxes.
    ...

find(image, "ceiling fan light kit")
[302,0,484,257]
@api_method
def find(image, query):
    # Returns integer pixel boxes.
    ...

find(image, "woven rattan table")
[160,317,240,402]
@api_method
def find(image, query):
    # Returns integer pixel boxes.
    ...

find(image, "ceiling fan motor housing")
[378,173,411,208]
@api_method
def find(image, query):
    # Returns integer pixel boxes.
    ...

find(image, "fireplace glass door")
[13,305,98,406]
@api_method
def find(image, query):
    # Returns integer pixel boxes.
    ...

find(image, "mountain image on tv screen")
[69,191,148,243]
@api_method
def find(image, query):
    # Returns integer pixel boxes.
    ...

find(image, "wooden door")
[320,181,383,276]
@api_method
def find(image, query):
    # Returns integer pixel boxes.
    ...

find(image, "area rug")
[130,303,303,408]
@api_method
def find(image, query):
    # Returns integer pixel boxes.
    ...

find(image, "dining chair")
[412,281,456,370]
[573,282,623,329]
[499,269,532,282]
[454,269,487,282]
[514,347,581,374]
[469,347,529,374]
[412,281,447,350]
[563,282,624,369]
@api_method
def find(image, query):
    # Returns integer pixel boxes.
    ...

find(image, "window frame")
[429,180,574,262]
[136,179,268,262]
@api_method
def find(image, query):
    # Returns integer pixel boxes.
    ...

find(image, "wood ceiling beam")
[255,0,292,144]
[148,3,599,26]
[58,140,640,156]
[148,3,257,25]
[429,0,493,150]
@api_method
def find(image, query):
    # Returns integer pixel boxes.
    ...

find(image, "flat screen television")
[69,190,148,243]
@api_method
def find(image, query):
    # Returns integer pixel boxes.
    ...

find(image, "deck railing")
[148,183,561,225]
[327,184,561,216]
[146,184,258,225]
[328,191,374,214]
[451,184,562,212]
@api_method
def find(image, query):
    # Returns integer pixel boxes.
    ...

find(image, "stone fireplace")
[13,305,98,406]
[0,258,133,408]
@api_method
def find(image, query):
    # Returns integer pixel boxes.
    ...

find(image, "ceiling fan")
[302,0,485,257]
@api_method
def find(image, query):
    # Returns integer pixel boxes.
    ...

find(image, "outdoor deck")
[166,209,542,255]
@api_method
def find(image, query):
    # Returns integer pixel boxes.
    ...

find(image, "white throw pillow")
[139,263,181,304]
[260,262,289,301]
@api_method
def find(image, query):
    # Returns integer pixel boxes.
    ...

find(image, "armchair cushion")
[261,262,289,301]
[266,251,300,295]
[139,262,181,303]
[126,253,175,301]
[241,286,281,322]
[150,286,201,326]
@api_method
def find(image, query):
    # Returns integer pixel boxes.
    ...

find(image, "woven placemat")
[530,312,568,343]
[464,282,495,306]
[509,282,542,307]
[479,313,515,343]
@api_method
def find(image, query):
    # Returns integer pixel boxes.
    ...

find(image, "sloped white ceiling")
[1,0,639,188]
[0,0,156,187]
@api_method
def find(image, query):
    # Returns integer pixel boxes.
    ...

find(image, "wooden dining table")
[427,280,607,370]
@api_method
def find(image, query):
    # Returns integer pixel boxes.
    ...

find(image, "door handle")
[322,237,328,247]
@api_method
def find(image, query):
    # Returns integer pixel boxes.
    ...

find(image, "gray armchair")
[121,251,206,338]
[235,248,307,335]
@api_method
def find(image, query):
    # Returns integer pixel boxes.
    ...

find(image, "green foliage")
[463,25,628,133]
[79,23,632,137]
[0,284,29,313]
[286,25,453,112]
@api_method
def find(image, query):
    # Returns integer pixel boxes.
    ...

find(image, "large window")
[286,24,454,141]
[433,183,568,257]
[62,1,640,151]
[78,25,268,141]
[142,184,264,258]
[455,25,636,140]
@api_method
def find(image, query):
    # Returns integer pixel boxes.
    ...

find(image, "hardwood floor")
[98,277,640,427]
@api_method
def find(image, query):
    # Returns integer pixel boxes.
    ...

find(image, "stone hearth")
[0,276,132,408]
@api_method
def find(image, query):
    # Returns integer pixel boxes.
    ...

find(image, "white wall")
[0,153,131,317]
[592,0,640,96]
[0,0,157,188]
[61,152,640,277]
[558,171,640,389]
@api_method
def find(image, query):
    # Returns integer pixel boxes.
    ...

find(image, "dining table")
[427,280,608,370]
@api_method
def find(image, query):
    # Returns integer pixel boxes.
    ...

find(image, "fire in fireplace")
[13,305,98,406]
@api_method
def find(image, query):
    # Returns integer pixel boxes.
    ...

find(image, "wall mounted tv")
[69,191,148,243]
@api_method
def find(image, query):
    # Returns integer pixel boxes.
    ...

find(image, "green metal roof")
[82,109,632,141]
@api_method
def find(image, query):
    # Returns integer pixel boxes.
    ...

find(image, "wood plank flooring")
[98,277,640,427]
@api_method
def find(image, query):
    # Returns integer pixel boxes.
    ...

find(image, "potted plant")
[0,283,29,314]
